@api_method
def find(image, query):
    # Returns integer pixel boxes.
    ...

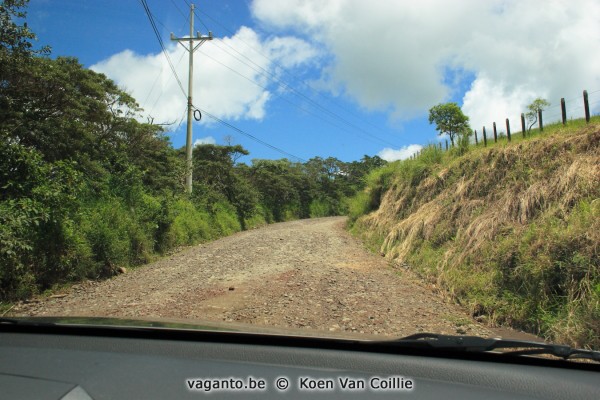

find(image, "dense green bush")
[0,0,384,301]
[309,199,331,218]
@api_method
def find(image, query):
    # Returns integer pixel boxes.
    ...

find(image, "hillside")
[349,120,600,349]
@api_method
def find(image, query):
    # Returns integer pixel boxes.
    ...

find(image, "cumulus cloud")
[378,144,423,162]
[251,0,600,127]
[91,26,317,127]
[193,136,216,146]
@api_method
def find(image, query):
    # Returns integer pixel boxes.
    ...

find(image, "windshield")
[1,0,599,358]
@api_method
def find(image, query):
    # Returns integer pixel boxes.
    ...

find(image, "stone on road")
[15,217,504,338]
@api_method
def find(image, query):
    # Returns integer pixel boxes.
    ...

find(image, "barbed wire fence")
[409,89,599,159]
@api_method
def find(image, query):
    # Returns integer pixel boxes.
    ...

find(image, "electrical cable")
[140,0,187,97]
[195,47,396,147]
[183,1,399,145]
[140,1,307,162]
[167,1,401,150]
[192,104,306,162]
[209,39,400,147]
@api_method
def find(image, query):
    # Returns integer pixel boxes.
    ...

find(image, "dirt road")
[14,217,519,338]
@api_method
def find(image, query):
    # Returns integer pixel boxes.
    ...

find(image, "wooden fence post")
[493,122,498,143]
[483,126,487,146]
[474,129,478,145]
[583,90,590,123]
[445,140,448,150]
[561,98,566,125]
[521,113,526,138]
[506,118,511,142]
[538,110,543,132]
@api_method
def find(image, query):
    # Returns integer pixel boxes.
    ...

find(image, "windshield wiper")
[3,317,598,363]
[388,333,600,363]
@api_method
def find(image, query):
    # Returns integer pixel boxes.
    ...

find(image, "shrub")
[165,198,213,247]
[211,201,242,236]
[309,199,331,218]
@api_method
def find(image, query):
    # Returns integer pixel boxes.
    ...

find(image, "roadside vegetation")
[349,116,600,349]
[0,1,385,302]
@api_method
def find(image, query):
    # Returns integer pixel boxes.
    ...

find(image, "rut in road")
[15,217,494,338]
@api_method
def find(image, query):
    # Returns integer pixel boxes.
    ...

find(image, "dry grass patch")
[350,121,600,349]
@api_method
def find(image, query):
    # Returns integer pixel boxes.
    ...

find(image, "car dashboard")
[0,323,598,399]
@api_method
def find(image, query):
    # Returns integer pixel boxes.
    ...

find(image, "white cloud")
[90,26,317,128]
[251,0,600,126]
[193,136,216,146]
[378,144,423,162]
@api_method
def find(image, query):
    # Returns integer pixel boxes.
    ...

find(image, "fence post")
[538,110,543,132]
[583,90,590,123]
[439,143,442,150]
[493,122,498,143]
[445,140,448,150]
[561,98,566,125]
[474,129,478,145]
[506,118,511,142]
[483,126,487,146]
[521,113,526,137]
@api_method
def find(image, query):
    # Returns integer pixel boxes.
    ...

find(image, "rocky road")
[14,217,534,339]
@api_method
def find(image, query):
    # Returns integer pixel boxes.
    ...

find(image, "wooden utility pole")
[171,4,213,194]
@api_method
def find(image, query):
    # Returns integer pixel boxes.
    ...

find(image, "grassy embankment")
[348,117,600,349]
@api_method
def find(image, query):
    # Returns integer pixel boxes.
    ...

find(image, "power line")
[140,1,306,164]
[143,14,190,111]
[209,39,400,147]
[148,49,187,116]
[169,0,188,20]
[171,2,402,149]
[195,47,397,147]
[193,104,306,162]
[139,0,186,96]
[184,2,400,147]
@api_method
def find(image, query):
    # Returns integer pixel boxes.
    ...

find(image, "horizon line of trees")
[0,0,386,301]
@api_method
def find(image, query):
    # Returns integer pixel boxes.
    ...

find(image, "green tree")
[428,103,470,147]
[0,0,378,300]
[525,98,551,132]
[249,159,300,222]
[1,0,50,130]
[192,144,260,228]
[339,155,386,194]
[0,0,49,61]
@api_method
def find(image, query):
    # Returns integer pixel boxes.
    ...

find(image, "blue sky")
[27,0,600,163]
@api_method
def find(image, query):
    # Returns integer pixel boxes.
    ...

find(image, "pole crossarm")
[170,3,213,194]
[170,32,213,50]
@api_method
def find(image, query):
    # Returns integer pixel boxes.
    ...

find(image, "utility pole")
[171,3,213,194]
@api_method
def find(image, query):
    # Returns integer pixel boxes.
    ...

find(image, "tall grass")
[349,118,600,349]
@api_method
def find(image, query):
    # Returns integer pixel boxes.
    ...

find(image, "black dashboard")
[0,323,598,399]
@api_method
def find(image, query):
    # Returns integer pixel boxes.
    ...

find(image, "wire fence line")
[408,89,599,160]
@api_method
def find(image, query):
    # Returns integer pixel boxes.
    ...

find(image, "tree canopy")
[428,103,470,146]
[525,98,551,132]
[0,1,386,301]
